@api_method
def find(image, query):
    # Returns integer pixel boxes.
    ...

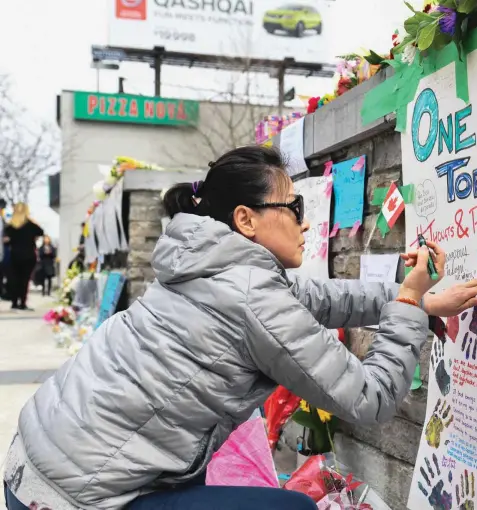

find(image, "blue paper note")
[332,156,366,229]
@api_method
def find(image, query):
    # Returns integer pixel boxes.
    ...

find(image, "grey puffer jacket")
[17,214,429,509]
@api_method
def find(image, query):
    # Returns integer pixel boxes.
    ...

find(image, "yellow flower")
[116,156,137,164]
[317,409,332,423]
[300,400,310,413]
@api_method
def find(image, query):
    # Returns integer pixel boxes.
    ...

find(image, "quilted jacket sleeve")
[245,269,428,424]
[287,273,400,329]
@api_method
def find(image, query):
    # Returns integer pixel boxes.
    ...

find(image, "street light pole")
[153,46,165,97]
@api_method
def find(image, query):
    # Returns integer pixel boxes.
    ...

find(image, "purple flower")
[437,6,457,35]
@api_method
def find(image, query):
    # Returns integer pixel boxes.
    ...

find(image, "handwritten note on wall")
[289,176,332,280]
[401,57,477,510]
[279,117,307,177]
[360,254,399,283]
[332,156,366,229]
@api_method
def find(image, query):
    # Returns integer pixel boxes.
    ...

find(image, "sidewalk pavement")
[0,290,70,508]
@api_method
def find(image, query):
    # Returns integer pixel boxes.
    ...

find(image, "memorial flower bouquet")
[44,305,76,326]
[58,263,82,305]
[291,401,338,455]
[390,0,477,64]
[306,54,383,115]
[284,454,372,509]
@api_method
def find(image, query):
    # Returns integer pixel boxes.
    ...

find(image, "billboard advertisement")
[108,0,337,63]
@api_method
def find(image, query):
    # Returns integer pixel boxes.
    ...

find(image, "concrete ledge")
[309,68,396,158]
[341,415,422,465]
[124,169,207,191]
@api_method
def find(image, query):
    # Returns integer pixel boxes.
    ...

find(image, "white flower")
[105,174,118,186]
[93,181,107,200]
[402,44,417,65]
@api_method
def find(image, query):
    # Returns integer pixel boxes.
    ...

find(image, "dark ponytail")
[163,145,288,227]
[162,182,197,218]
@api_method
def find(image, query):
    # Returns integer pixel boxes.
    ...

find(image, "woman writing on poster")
[4,146,477,510]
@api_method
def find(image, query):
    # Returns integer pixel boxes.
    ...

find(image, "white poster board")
[402,53,477,509]
[290,176,332,280]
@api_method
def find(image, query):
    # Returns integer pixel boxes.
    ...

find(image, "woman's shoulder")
[27,219,44,234]
[229,265,288,297]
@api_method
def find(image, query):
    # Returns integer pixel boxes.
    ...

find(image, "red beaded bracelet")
[396,297,420,307]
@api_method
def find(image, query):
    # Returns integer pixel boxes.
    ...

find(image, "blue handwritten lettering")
[435,158,471,202]
[412,88,439,163]
[412,87,477,203]
[438,114,453,155]
[455,105,476,153]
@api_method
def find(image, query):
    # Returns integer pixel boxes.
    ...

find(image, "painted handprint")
[446,307,477,344]
[469,306,477,335]
[418,453,452,510]
[461,332,477,361]
[425,399,454,449]
[431,338,451,397]
[455,469,475,510]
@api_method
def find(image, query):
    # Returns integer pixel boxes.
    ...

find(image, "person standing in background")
[68,222,86,272]
[39,235,56,297]
[4,203,44,310]
[0,198,6,299]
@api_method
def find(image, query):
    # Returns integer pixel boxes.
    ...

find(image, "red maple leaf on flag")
[387,197,398,212]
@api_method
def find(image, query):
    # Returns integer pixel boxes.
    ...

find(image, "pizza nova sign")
[73,91,200,127]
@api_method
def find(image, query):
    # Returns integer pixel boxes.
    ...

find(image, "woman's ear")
[233,206,257,239]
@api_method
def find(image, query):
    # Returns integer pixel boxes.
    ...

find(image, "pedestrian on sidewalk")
[0,197,6,299]
[39,235,56,297]
[3,203,44,311]
[4,146,477,510]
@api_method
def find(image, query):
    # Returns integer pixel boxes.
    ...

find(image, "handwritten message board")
[291,176,332,280]
[402,58,477,509]
[332,156,366,229]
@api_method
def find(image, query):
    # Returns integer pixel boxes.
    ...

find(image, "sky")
[0,0,418,240]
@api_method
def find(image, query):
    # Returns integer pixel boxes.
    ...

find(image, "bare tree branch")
[0,75,61,204]
[158,57,284,168]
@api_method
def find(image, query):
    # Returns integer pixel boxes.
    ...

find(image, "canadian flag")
[377,182,405,237]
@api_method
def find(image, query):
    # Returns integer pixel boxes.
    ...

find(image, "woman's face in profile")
[234,176,310,269]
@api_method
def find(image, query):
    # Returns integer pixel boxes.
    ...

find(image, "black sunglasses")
[248,195,305,225]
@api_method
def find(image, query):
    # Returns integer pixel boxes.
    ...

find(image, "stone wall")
[127,190,164,302]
